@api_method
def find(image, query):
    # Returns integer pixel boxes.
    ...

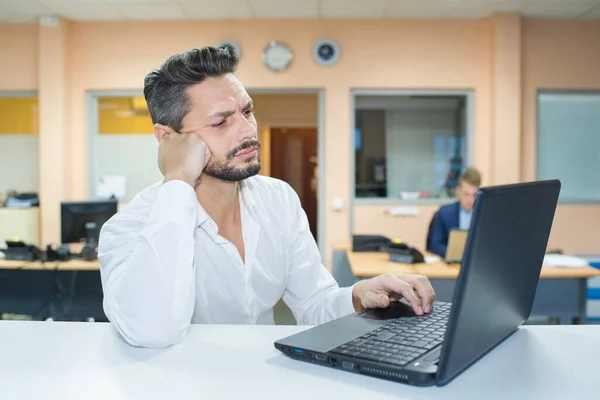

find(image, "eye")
[243,108,254,117]
[212,120,226,128]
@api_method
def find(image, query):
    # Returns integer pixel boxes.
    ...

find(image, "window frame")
[536,89,600,205]
[349,89,475,205]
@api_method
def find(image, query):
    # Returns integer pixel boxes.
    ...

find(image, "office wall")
[0,17,598,260]
[0,97,39,193]
[522,20,600,255]
[0,135,39,193]
[60,19,492,265]
[0,24,38,91]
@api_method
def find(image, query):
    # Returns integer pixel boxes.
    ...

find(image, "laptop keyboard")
[329,302,452,367]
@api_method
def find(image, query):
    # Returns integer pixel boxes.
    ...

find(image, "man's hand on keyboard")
[351,273,435,315]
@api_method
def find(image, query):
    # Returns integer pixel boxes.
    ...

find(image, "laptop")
[274,180,561,387]
[445,229,468,263]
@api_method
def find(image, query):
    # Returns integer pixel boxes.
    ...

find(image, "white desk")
[0,321,598,399]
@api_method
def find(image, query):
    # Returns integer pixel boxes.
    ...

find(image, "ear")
[154,123,175,143]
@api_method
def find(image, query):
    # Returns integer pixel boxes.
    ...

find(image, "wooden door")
[270,128,318,241]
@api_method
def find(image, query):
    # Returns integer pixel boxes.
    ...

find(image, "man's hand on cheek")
[351,273,435,315]
[158,131,211,188]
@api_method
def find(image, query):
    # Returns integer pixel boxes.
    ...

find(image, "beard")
[203,139,261,182]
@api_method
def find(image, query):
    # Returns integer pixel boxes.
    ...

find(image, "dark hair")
[143,46,239,132]
[459,167,482,187]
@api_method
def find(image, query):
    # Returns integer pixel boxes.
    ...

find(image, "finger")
[403,275,435,313]
[381,275,423,315]
[204,144,212,168]
[363,291,390,309]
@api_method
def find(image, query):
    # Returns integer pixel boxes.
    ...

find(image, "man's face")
[456,181,478,211]
[180,73,260,182]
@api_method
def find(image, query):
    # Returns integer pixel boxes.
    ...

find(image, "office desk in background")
[0,321,598,399]
[0,259,104,321]
[0,259,100,271]
[332,248,600,324]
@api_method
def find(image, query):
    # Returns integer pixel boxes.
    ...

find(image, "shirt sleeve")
[281,183,356,325]
[98,180,198,348]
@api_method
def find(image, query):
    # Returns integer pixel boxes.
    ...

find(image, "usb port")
[342,361,355,370]
[315,354,326,361]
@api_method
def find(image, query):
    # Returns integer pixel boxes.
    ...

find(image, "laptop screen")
[436,180,560,386]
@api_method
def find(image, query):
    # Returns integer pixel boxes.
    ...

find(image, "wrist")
[164,171,196,187]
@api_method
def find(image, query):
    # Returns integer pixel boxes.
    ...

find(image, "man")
[429,167,482,258]
[98,47,435,349]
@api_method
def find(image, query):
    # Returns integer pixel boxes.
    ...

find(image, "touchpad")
[360,300,417,320]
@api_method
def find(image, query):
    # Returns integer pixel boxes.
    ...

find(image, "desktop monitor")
[60,201,118,245]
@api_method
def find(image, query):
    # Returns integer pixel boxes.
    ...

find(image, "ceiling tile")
[0,0,53,22]
[320,0,388,18]
[249,0,319,19]
[580,4,600,19]
[446,0,524,18]
[0,14,38,23]
[521,1,598,19]
[386,1,461,18]
[177,0,251,19]
[116,3,186,20]
[38,0,106,5]
[104,0,173,3]
[43,2,126,20]
[524,0,600,4]
[2,0,53,13]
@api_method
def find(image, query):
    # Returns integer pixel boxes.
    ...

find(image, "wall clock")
[262,41,293,72]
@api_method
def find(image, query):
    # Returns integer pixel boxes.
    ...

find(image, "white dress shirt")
[459,207,473,230]
[98,175,355,348]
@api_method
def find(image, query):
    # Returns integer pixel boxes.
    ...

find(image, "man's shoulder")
[112,180,163,218]
[438,201,459,218]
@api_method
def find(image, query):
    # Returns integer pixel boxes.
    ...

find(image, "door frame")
[248,88,326,259]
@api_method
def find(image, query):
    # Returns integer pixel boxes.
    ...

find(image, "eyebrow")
[207,100,253,120]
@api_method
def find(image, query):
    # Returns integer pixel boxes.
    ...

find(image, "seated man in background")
[98,46,435,349]
[429,167,481,258]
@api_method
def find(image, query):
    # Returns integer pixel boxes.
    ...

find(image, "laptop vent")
[357,366,409,382]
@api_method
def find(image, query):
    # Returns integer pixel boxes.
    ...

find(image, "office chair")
[425,211,438,252]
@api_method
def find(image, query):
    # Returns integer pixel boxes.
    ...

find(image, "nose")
[235,112,257,142]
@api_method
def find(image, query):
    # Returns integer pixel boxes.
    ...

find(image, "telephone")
[2,240,43,262]
[387,241,425,264]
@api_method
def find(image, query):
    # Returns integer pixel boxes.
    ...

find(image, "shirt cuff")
[147,180,198,225]
[339,285,357,316]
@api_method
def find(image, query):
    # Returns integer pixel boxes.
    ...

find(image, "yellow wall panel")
[98,96,153,134]
[0,97,39,134]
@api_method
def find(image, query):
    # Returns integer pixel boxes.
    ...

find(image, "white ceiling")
[1,0,600,23]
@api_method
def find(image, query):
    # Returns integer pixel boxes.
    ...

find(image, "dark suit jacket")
[429,202,460,258]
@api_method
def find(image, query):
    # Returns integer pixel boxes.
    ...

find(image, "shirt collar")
[239,180,258,211]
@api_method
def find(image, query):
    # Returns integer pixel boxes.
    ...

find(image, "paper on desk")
[543,254,589,268]
[424,255,441,264]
